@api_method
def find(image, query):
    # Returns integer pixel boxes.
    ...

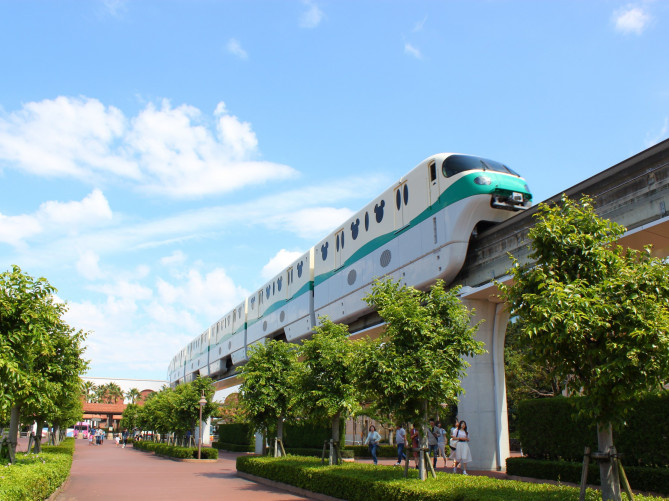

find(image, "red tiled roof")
[83,402,126,413]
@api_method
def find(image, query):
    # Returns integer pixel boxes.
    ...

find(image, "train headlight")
[474,175,492,185]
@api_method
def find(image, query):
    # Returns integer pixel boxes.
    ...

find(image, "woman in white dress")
[454,420,472,475]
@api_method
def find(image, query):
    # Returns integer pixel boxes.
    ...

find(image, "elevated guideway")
[455,137,669,472]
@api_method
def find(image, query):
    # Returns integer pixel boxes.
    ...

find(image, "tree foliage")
[0,265,88,458]
[357,278,485,425]
[238,339,298,439]
[500,195,669,423]
[294,318,360,442]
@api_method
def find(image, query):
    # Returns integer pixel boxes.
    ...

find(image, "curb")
[236,471,345,501]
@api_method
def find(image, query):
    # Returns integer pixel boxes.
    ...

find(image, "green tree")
[120,403,141,431]
[238,339,298,455]
[172,377,216,441]
[0,265,88,462]
[500,195,669,501]
[93,384,109,404]
[358,278,485,480]
[295,318,360,465]
[82,381,96,403]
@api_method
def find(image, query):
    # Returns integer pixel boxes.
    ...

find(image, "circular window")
[280,311,285,322]
[396,189,401,210]
[347,269,357,285]
[219,347,222,355]
[228,341,232,350]
[380,249,392,268]
[403,184,409,205]
[263,320,268,331]
[364,212,369,231]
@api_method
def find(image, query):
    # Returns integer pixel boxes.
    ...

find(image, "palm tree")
[125,388,141,404]
[107,383,124,404]
[94,384,109,404]
[82,381,96,403]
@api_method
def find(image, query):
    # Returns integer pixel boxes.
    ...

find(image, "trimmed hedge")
[0,438,75,501]
[518,394,669,467]
[345,444,401,458]
[217,423,253,446]
[212,441,254,452]
[133,440,218,460]
[236,455,666,500]
[507,457,669,495]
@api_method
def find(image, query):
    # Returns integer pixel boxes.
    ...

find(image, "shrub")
[133,440,217,460]
[507,457,669,495]
[284,447,354,459]
[236,455,665,500]
[0,438,75,501]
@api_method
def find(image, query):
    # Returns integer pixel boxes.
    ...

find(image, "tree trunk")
[33,419,44,454]
[419,400,428,481]
[53,425,61,446]
[330,411,341,466]
[8,405,20,463]
[597,422,621,501]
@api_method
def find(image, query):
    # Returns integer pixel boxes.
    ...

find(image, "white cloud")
[264,206,355,240]
[299,0,324,28]
[226,38,248,59]
[0,96,297,198]
[76,250,105,280]
[38,189,112,227]
[613,5,651,35]
[261,249,304,280]
[155,267,248,319]
[0,189,113,247]
[160,250,187,267]
[644,117,669,148]
[404,42,423,60]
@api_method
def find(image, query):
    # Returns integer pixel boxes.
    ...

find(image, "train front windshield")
[442,155,521,178]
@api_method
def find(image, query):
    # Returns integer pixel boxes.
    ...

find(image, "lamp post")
[198,391,207,460]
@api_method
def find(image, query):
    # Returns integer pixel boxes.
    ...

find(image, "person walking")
[364,425,381,465]
[453,420,472,475]
[436,421,448,467]
[114,434,120,447]
[394,424,407,466]
[122,428,128,448]
[449,418,459,469]
[427,419,439,469]
[410,424,420,468]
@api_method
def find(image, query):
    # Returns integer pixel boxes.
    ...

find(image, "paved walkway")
[53,439,314,501]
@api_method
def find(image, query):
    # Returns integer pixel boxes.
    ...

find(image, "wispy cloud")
[226,38,248,59]
[613,5,651,35]
[404,42,423,60]
[413,16,428,32]
[644,117,669,148]
[101,0,126,17]
[261,249,304,280]
[0,96,297,198]
[299,0,324,29]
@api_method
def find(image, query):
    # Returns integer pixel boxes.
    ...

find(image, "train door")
[394,181,408,230]
[428,160,440,207]
[334,229,345,268]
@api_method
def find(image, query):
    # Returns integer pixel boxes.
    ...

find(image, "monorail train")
[168,153,532,386]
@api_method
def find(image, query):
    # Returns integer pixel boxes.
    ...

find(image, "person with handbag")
[449,419,459,469]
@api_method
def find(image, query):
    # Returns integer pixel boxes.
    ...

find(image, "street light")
[198,390,207,460]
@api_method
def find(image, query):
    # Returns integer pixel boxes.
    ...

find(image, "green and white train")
[168,153,532,386]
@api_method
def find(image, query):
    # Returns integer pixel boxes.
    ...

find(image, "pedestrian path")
[54,439,314,501]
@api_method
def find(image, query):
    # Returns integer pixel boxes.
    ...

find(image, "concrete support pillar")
[458,296,510,471]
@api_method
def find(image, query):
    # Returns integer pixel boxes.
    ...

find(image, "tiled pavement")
[52,439,314,501]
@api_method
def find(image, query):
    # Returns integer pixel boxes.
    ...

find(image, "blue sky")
[1,1,667,381]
